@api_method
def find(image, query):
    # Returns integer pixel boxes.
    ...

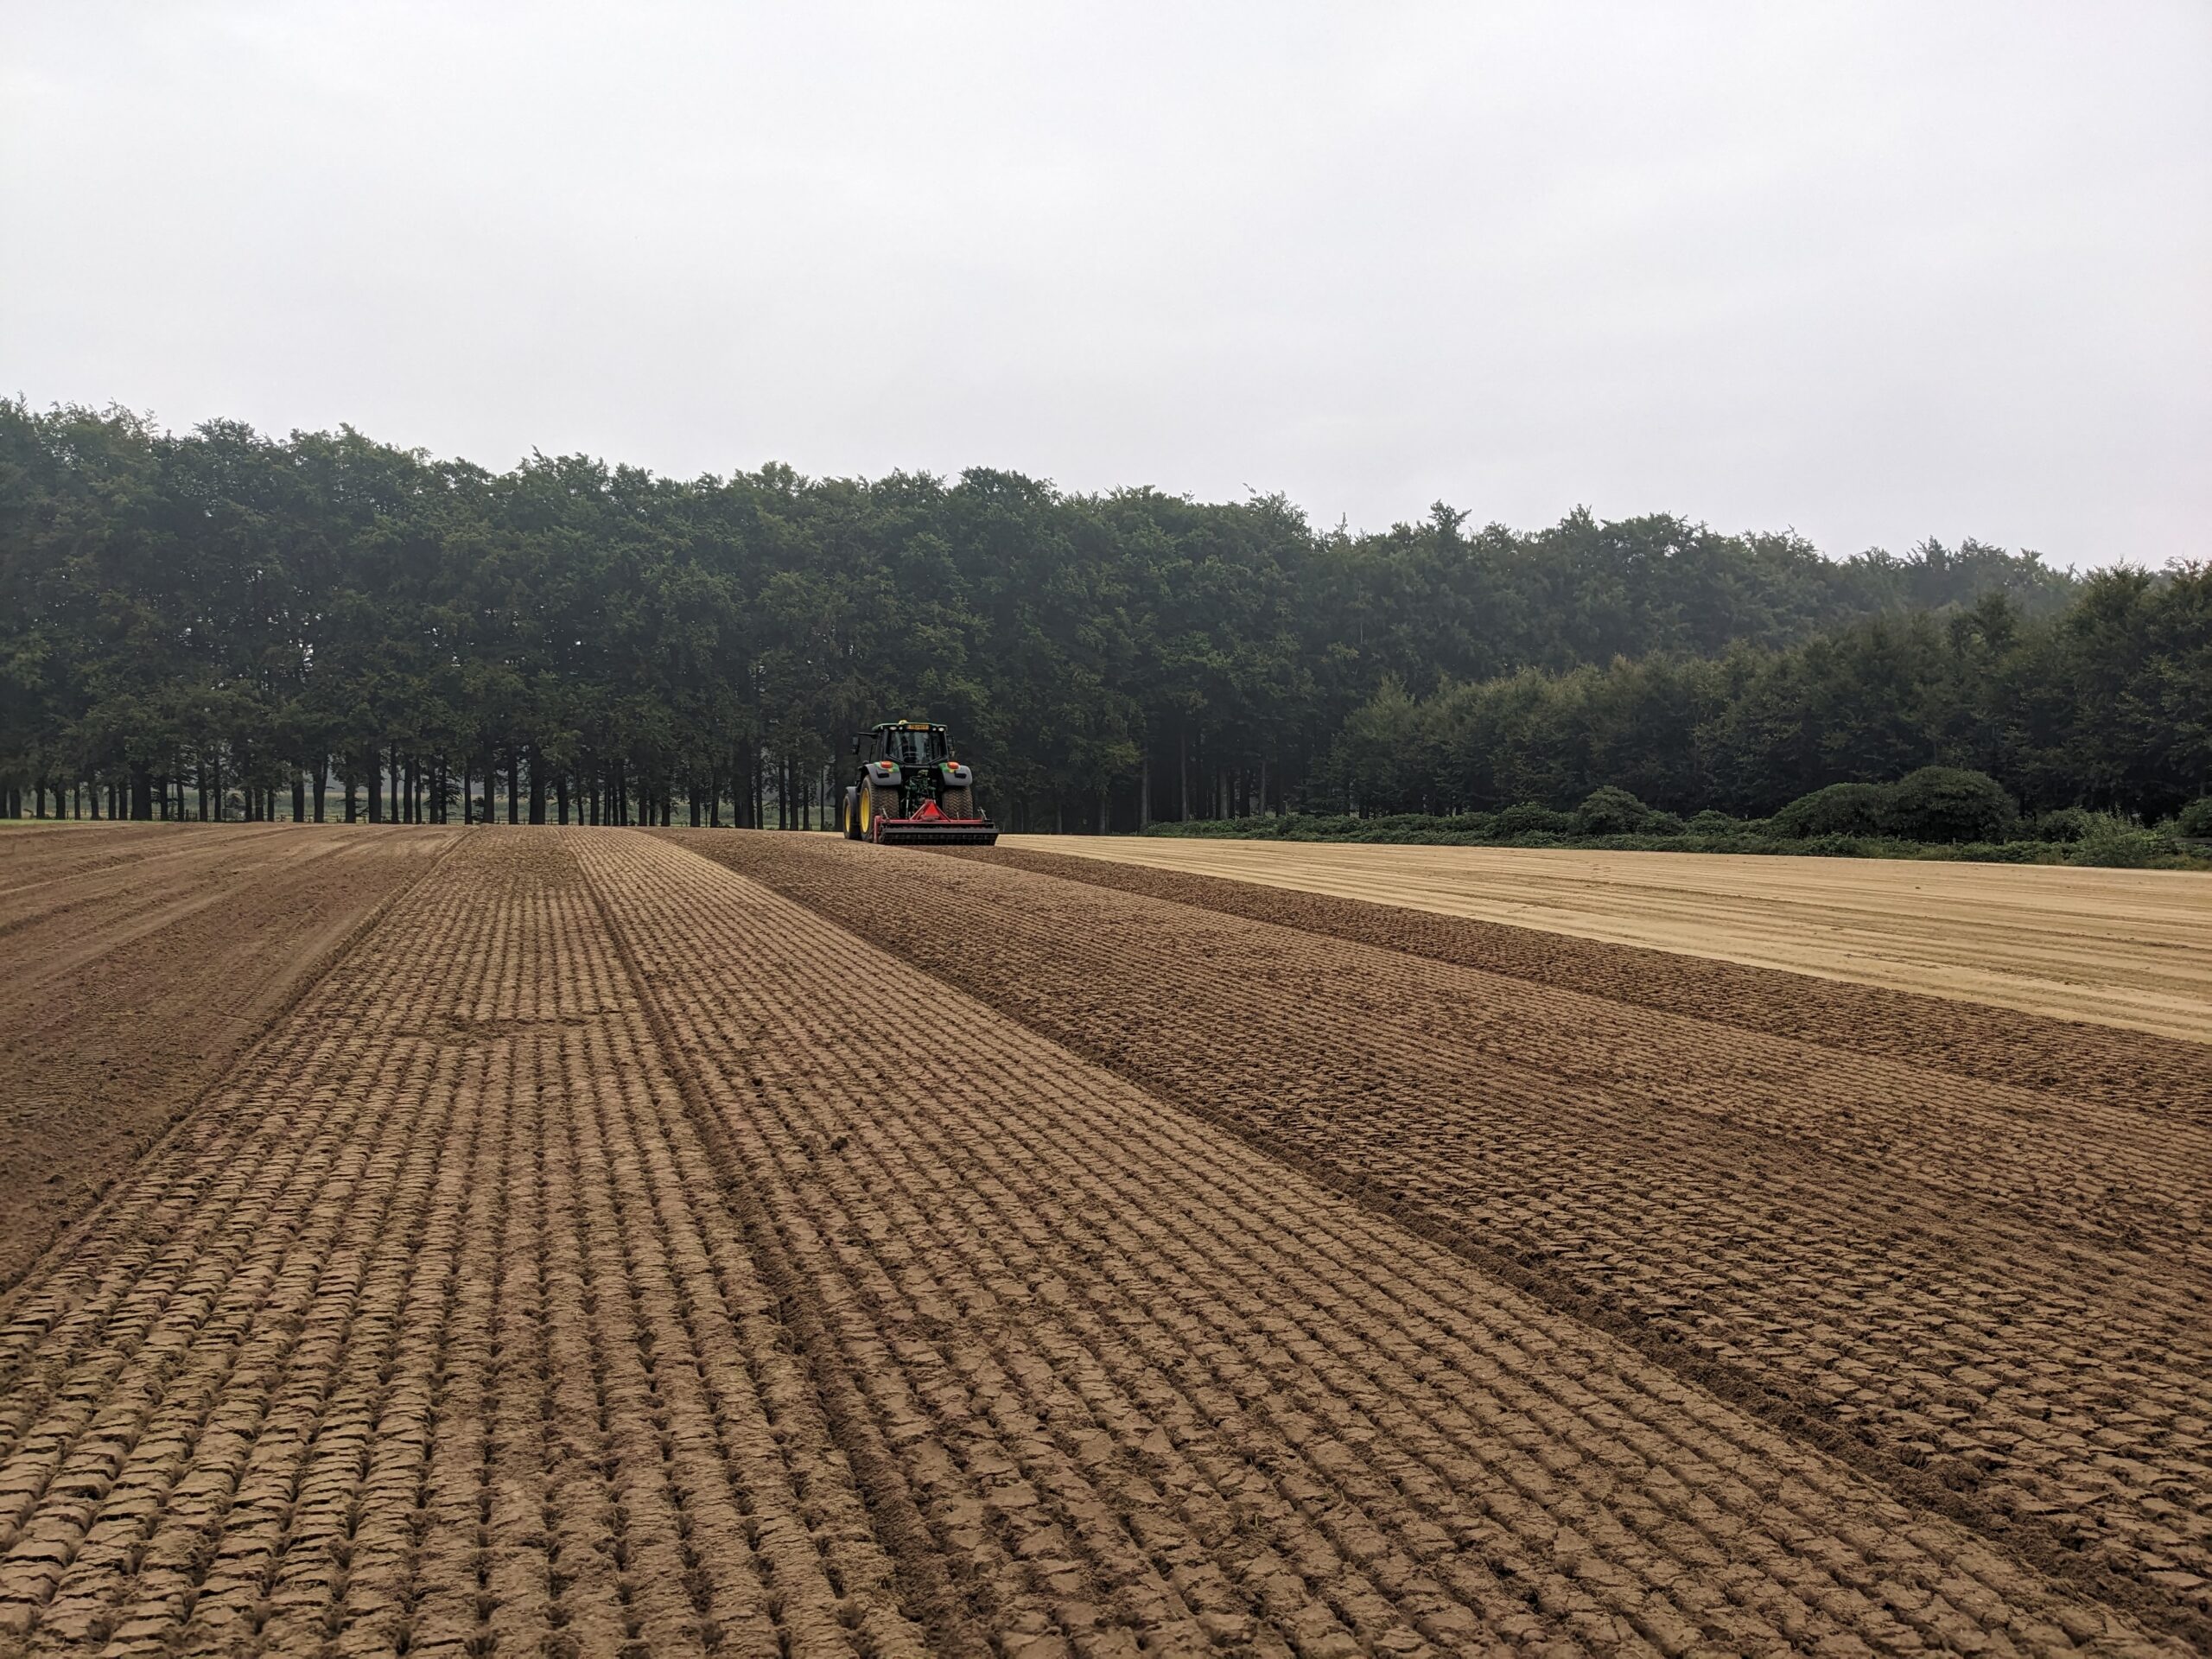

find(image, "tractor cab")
[859,723,950,768]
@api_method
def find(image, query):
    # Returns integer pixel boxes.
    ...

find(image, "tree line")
[4,399,2159,832]
[1323,570,2209,824]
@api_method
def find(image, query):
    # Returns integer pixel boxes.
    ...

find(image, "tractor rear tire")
[942,785,976,820]
[843,787,861,840]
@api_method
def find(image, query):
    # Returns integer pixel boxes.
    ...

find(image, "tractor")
[842,721,1000,845]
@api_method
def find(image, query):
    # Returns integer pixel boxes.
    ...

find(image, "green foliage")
[1772,782,1890,838]
[1496,803,1575,836]
[1314,569,2208,831]
[2177,798,2212,839]
[1573,785,1652,836]
[2031,807,2094,843]
[1687,809,1741,835]
[1879,766,2018,844]
[0,399,2201,834]
[2067,814,2177,868]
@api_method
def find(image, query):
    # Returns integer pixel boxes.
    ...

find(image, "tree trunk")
[367,761,382,823]
[529,745,546,824]
[313,765,327,823]
[556,772,569,825]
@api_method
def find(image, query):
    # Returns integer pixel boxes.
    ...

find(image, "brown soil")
[1007,837,2212,1042]
[0,826,2190,1654]
[0,823,457,1295]
[977,844,2212,1124]
[700,832,2212,1647]
[0,832,920,1656]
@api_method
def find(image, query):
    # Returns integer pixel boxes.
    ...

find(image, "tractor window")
[884,728,945,766]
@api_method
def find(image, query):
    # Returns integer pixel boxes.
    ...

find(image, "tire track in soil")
[591,830,2179,1656]
[0,832,920,1658]
[692,833,2212,1650]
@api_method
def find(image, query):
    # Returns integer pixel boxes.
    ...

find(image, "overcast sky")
[4,3,2207,566]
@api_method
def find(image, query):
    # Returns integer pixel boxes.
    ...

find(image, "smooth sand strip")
[1005,836,2212,1042]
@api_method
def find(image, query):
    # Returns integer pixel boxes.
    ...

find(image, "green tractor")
[842,721,1000,845]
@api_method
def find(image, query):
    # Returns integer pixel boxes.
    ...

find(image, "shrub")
[1880,767,2018,844]
[1686,809,1739,836]
[2031,807,2094,844]
[1772,782,1890,838]
[1495,802,1573,836]
[2069,814,2175,868]
[1574,786,1650,836]
[1643,810,1686,836]
[2177,798,2212,840]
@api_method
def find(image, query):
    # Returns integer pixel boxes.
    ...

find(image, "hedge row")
[1141,770,2212,869]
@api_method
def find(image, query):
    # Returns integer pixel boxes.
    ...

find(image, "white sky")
[3,1,2208,566]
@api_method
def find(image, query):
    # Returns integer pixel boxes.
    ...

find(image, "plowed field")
[0,823,457,1294]
[1001,837,2212,1042]
[0,828,2200,1656]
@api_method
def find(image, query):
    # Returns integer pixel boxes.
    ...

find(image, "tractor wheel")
[842,787,861,840]
[941,785,976,820]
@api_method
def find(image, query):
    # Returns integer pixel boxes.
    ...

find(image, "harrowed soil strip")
[603,830,2182,1655]
[0,832,921,1657]
[988,839,2212,1046]
[975,844,2212,1122]
[0,823,462,1297]
[692,830,2212,1650]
